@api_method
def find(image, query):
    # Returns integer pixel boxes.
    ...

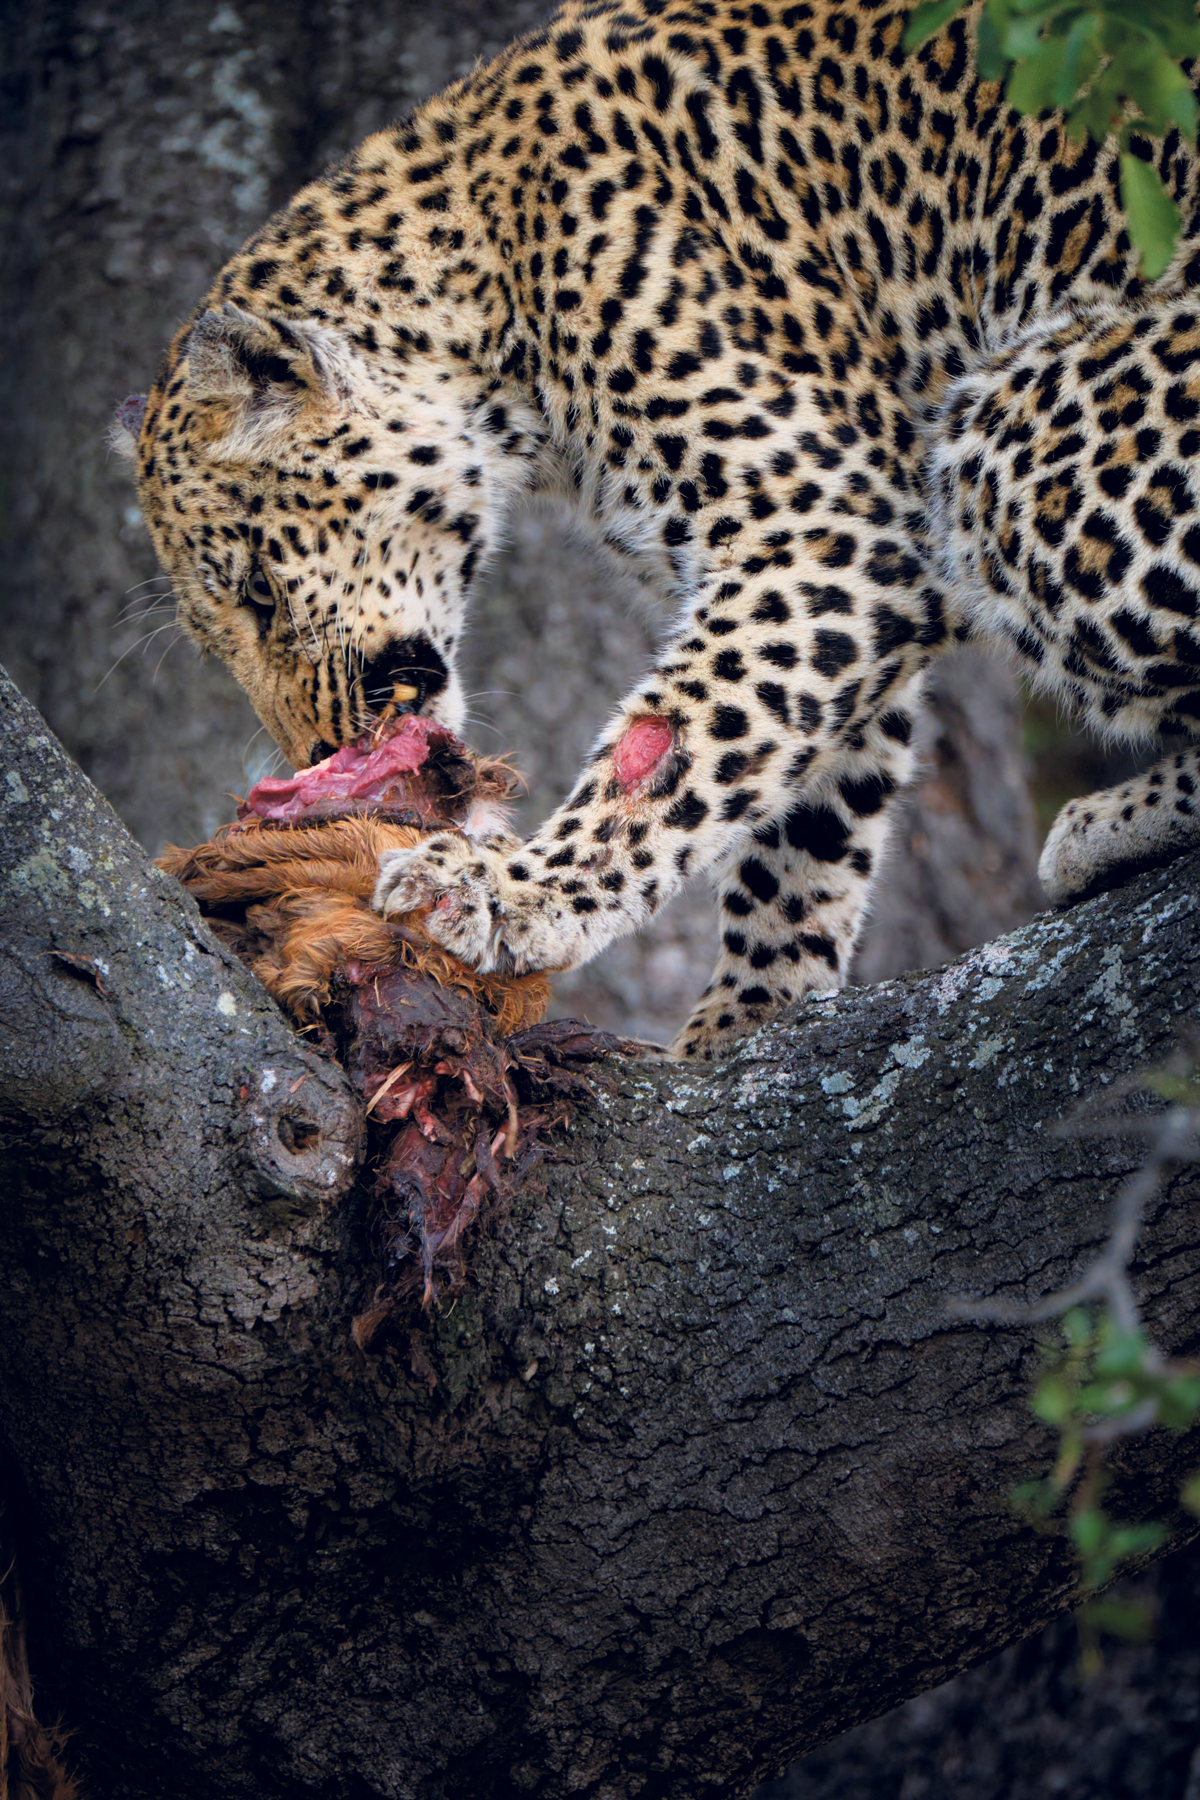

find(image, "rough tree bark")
[4,662,1199,1800]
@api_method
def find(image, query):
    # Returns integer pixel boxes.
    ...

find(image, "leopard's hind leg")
[928,300,1200,908]
[1039,746,1200,902]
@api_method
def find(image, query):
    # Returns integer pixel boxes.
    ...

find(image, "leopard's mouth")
[306,681,422,768]
[352,635,449,735]
[297,634,453,768]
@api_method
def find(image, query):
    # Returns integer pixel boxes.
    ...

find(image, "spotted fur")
[124,0,1200,1058]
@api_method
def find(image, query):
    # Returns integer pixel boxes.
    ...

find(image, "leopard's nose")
[355,634,449,722]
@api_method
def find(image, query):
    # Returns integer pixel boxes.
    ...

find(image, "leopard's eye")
[241,559,276,619]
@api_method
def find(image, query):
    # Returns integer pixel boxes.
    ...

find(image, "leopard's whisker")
[346,502,379,680]
[93,621,184,694]
[113,601,175,629]
[152,634,184,681]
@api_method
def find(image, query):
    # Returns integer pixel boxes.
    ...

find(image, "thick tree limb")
[2,661,1199,1800]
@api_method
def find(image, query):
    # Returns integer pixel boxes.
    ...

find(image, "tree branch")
[2,662,1199,1800]
[952,1102,1200,1337]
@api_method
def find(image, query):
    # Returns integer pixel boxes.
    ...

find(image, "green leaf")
[1179,1468,1200,1515]
[1163,17,1200,58]
[1103,0,1200,57]
[1078,1378,1137,1415]
[1123,48,1200,138]
[1120,152,1181,278]
[1093,1330,1148,1379]
[1166,85,1200,139]
[1071,62,1127,140]
[1109,1522,1168,1557]
[1158,1375,1200,1428]
[1053,12,1099,106]
[903,0,965,52]
[977,3,1010,78]
[1007,38,1068,112]
[1005,15,1051,57]
[1032,1376,1074,1425]
[1070,1507,1105,1555]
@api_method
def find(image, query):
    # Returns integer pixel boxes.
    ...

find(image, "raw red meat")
[614,715,674,791]
[237,716,460,825]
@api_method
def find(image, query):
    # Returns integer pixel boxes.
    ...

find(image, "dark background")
[0,1,1191,1791]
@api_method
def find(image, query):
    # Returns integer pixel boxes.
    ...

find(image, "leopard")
[113,0,1200,1060]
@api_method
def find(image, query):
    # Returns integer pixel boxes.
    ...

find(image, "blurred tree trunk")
[762,1538,1200,1800]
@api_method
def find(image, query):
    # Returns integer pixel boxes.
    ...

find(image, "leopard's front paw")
[373,833,581,975]
[1037,801,1105,905]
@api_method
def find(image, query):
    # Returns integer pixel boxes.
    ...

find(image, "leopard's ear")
[184,303,352,459]
[109,393,148,463]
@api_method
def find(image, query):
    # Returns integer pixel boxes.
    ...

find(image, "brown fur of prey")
[158,816,551,1034]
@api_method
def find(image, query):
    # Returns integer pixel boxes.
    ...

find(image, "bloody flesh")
[613,716,673,792]
[237,715,460,825]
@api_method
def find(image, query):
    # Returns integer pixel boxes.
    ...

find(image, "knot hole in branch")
[276,1112,321,1154]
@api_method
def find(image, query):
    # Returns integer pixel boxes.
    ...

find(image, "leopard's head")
[117,303,510,770]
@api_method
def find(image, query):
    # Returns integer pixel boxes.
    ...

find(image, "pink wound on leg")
[614,716,674,792]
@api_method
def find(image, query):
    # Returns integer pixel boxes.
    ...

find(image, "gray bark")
[3,662,1199,1800]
